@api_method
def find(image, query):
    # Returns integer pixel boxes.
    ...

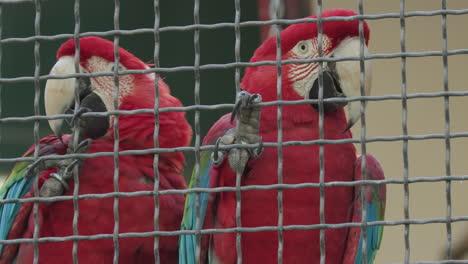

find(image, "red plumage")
[205,110,355,264]
[2,37,192,263]
[253,9,369,62]
[57,37,148,71]
[201,9,370,263]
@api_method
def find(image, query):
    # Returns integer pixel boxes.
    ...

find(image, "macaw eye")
[300,44,307,51]
[294,40,312,57]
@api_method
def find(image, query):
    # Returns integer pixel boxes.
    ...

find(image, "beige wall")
[320,0,468,262]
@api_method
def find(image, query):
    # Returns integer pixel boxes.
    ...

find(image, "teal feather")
[179,150,215,264]
[0,161,34,254]
[0,135,68,258]
[354,188,384,264]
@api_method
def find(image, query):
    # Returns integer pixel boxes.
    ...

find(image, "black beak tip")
[342,125,352,134]
[342,119,356,134]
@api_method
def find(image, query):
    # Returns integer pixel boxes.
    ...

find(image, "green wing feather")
[0,135,68,255]
[0,160,35,254]
[179,150,215,264]
[179,114,233,264]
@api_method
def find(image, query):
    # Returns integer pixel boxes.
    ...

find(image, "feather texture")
[0,37,192,264]
[179,9,385,264]
[179,150,214,264]
[179,114,233,264]
[343,154,386,264]
[0,135,69,260]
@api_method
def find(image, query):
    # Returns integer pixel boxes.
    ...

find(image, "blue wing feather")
[179,150,215,264]
[179,114,234,264]
[0,162,35,254]
[0,135,68,257]
[354,200,383,264]
[351,154,386,264]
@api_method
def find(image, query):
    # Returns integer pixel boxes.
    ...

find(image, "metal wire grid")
[399,1,410,263]
[31,0,41,262]
[0,0,465,264]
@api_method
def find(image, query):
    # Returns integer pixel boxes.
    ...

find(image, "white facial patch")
[85,56,135,112]
[288,36,333,98]
[332,37,372,125]
[333,37,371,97]
[45,56,85,134]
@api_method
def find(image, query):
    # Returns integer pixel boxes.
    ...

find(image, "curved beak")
[308,63,347,114]
[45,56,79,137]
[308,53,372,131]
[328,38,372,131]
[337,56,372,131]
[45,56,109,139]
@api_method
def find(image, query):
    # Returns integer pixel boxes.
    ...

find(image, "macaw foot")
[212,91,263,174]
[25,138,92,197]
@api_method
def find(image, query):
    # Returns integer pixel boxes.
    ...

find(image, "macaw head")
[241,9,372,129]
[45,36,192,162]
[45,37,174,140]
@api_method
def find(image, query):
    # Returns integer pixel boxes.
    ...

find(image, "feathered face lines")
[242,9,371,129]
[83,56,135,111]
[286,36,333,97]
[54,37,158,113]
[45,37,154,139]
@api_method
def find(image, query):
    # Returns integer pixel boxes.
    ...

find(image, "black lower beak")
[65,77,109,139]
[309,70,347,113]
[75,92,109,139]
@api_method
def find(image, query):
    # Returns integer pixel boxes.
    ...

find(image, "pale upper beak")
[332,38,372,130]
[45,56,80,136]
[45,56,109,139]
[307,38,371,131]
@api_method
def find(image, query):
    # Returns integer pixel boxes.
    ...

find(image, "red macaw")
[0,36,192,263]
[180,9,386,264]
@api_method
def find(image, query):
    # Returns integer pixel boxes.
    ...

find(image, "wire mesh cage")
[0,0,467,263]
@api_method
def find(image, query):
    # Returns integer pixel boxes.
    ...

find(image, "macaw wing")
[179,148,217,264]
[344,154,386,264]
[0,135,69,256]
[179,114,234,264]
[0,160,34,256]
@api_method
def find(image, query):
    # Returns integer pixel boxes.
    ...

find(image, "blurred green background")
[0,0,260,175]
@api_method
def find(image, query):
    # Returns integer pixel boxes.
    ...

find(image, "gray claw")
[211,138,225,167]
[251,137,264,159]
[230,91,261,124]
[24,159,44,179]
[67,138,92,154]
[74,138,92,153]
[215,91,263,173]
[26,138,92,197]
[230,99,242,124]
[64,159,81,174]
[39,159,79,198]
[247,93,260,105]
